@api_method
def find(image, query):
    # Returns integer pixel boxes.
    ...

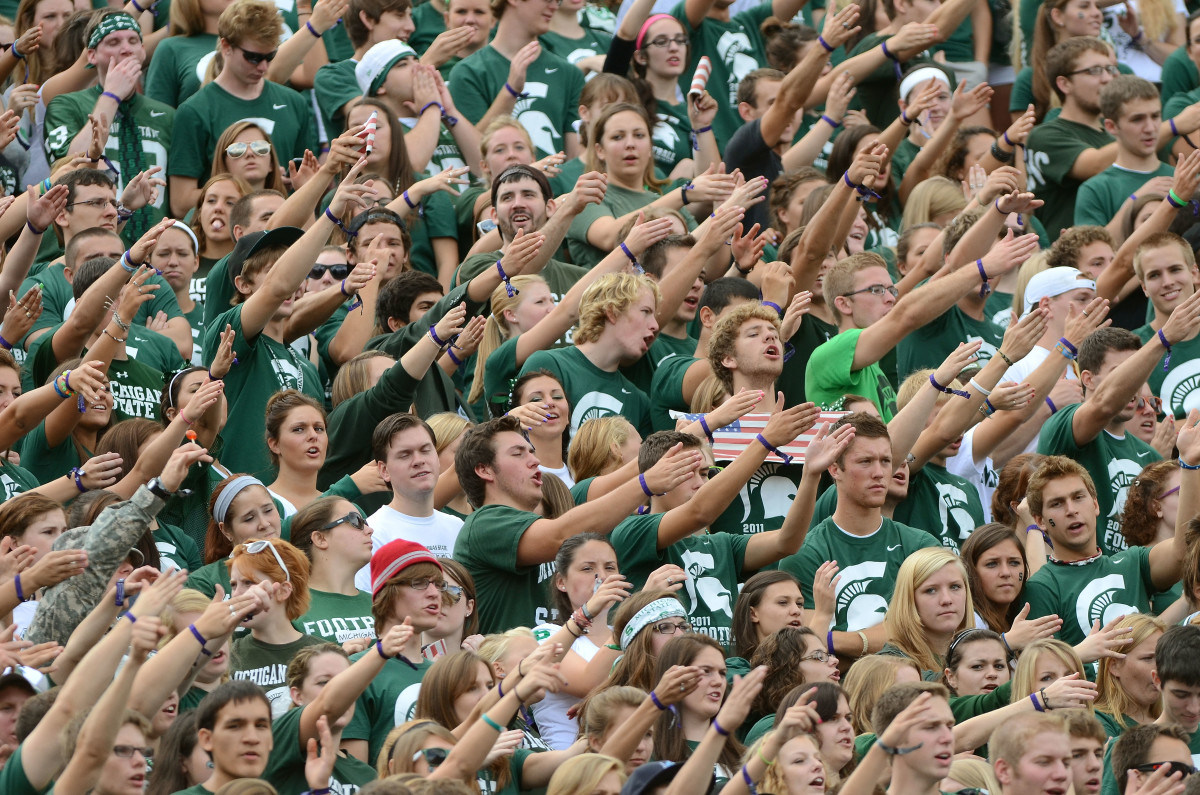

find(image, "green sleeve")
[1027,124,1093,187]
[168,96,208,179]
[609,514,666,576]
[778,542,821,610]
[1161,50,1199,109]
[424,190,457,237]
[1022,573,1058,631]
[144,43,179,107]
[1035,402,1083,456]
[448,58,491,126]
[44,92,89,163]
[949,681,1013,721]
[203,257,233,328]
[567,198,611,246]
[1074,176,1114,227]
[570,477,594,505]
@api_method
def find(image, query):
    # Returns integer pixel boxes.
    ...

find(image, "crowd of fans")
[6,0,1200,791]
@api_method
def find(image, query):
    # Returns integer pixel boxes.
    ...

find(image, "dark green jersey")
[410,1,447,54]
[1161,46,1199,109]
[649,353,699,432]
[449,45,584,159]
[779,516,940,631]
[899,464,987,553]
[846,32,936,128]
[144,34,218,108]
[669,1,771,146]
[1036,402,1161,555]
[1076,162,1174,228]
[266,707,377,795]
[521,345,653,437]
[230,633,325,718]
[1024,546,1156,647]
[710,462,805,537]
[44,87,172,241]
[170,80,317,180]
[539,27,612,68]
[612,513,750,649]
[155,521,202,572]
[295,589,376,645]
[0,459,39,502]
[896,305,1004,381]
[1140,327,1200,420]
[343,654,432,764]
[454,504,552,632]
[653,99,693,174]
[1027,116,1114,240]
[313,58,360,142]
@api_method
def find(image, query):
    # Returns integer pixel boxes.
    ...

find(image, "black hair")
[1156,625,1200,689]
[697,278,762,317]
[376,271,444,330]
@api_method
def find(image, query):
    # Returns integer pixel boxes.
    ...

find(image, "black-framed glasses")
[844,284,898,299]
[1134,761,1195,778]
[320,512,367,532]
[444,584,464,604]
[645,34,688,48]
[402,577,447,593]
[113,745,154,759]
[226,140,271,158]
[412,747,449,768]
[801,649,833,663]
[652,620,692,635]
[66,197,117,210]
[1067,64,1119,77]
[309,263,351,281]
[1136,395,1163,412]
[238,45,277,64]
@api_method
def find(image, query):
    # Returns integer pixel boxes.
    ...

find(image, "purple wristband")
[976,258,991,298]
[820,114,841,128]
[305,20,320,37]
[0,334,12,351]
[189,624,213,656]
[1045,396,1058,414]
[756,433,793,465]
[1158,328,1173,372]
[762,300,782,315]
[639,473,664,498]
[699,416,714,443]
[817,34,833,52]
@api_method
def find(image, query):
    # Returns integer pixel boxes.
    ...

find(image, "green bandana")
[87,13,140,53]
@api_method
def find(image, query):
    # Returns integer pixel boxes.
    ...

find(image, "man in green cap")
[44,9,172,245]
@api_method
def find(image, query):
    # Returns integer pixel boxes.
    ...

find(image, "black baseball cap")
[226,227,305,286]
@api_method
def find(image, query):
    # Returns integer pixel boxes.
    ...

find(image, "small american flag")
[669,411,849,463]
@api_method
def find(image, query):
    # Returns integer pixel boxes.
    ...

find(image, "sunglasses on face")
[242,539,290,583]
[1134,761,1196,778]
[308,263,351,281]
[1136,395,1163,412]
[226,140,271,158]
[238,45,277,64]
[320,511,368,532]
[412,748,449,768]
[444,584,464,604]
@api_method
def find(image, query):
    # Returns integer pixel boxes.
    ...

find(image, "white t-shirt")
[539,463,575,488]
[945,426,999,522]
[353,506,464,592]
[1003,345,1078,455]
[530,623,601,749]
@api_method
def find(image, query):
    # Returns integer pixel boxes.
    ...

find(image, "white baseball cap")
[1022,267,1096,316]
[355,40,418,97]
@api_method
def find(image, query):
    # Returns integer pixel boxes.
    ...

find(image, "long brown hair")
[653,634,742,771]
[601,590,680,692]
[731,571,802,660]
[961,523,1029,632]
[413,653,510,789]
[749,627,819,718]
[189,174,251,257]
[347,98,416,194]
[586,103,666,194]
[1122,459,1180,548]
[1030,0,1073,121]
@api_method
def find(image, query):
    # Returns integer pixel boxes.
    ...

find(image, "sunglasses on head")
[309,263,351,281]
[238,45,277,64]
[320,512,367,532]
[1134,761,1195,778]
[226,140,271,158]
[242,539,290,583]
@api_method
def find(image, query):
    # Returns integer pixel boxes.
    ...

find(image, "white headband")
[213,476,264,524]
[169,221,199,255]
[621,598,686,650]
[899,67,951,102]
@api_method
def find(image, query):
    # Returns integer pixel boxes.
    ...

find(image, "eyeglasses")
[645,35,688,48]
[113,745,154,759]
[1136,395,1163,412]
[1134,761,1196,778]
[242,539,290,583]
[66,197,117,210]
[238,45,277,64]
[319,511,367,532]
[844,284,899,299]
[412,748,448,768]
[444,584,465,604]
[1067,64,1120,77]
[308,263,351,281]
[401,577,447,593]
[801,649,833,663]
[226,140,271,158]
[652,620,692,635]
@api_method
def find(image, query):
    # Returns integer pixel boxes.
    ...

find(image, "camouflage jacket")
[25,486,164,646]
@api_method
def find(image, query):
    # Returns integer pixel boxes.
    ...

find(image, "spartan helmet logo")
[1107,457,1144,520]
[393,682,423,725]
[935,481,976,541]
[270,356,303,390]
[1161,359,1200,417]
[679,548,733,617]
[735,464,797,523]
[835,561,888,632]
[570,392,623,434]
[1075,574,1137,636]
[655,115,681,152]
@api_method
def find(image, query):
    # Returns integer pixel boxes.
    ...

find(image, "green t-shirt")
[265,706,378,795]
[0,744,41,795]
[482,335,522,418]
[20,263,183,351]
[539,27,612,67]
[621,332,697,395]
[846,32,936,128]
[778,516,940,631]
[899,463,987,553]
[1137,326,1200,421]
[449,45,584,159]
[669,1,771,146]
[454,254,587,316]
[202,253,234,328]
[649,352,699,432]
[1036,402,1161,555]
[778,314,838,410]
[1161,46,1199,110]
[520,345,653,438]
[710,461,804,537]
[44,87,172,242]
[313,58,360,142]
[202,304,323,479]
[568,182,682,269]
[1024,545,1156,647]
[653,100,694,175]
[409,1,448,54]
[230,632,326,717]
[895,305,1004,382]
[170,80,317,180]
[144,34,218,108]
[295,588,376,645]
[0,459,39,501]
[156,521,203,572]
[186,558,231,598]
[805,329,899,420]
[890,137,921,186]
[1026,116,1114,241]
[1075,162,1174,228]
[343,653,432,764]
[19,420,86,487]
[454,503,551,632]
[611,513,750,650]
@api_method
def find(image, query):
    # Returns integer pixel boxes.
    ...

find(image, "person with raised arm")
[453,414,699,633]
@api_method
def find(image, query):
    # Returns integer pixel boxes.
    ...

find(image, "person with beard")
[519,273,661,438]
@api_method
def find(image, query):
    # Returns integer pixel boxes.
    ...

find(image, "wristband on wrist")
[101,90,121,104]
[1181,459,1200,470]
[305,20,320,36]
[976,258,991,297]
[880,40,902,79]
[689,125,712,150]
[1168,189,1189,208]
[428,325,449,347]
[762,300,782,315]
[928,373,971,399]
[323,207,355,237]
[121,610,137,623]
[70,466,85,493]
[876,739,923,755]
[375,639,390,660]
[712,717,730,736]
[504,82,528,99]
[1053,339,1077,361]
[25,219,44,236]
[481,714,504,732]
[650,691,668,710]
[827,630,834,654]
[419,101,443,118]
[1045,396,1058,414]
[990,140,1014,163]
[1002,130,1016,147]
[0,334,12,351]
[680,183,693,205]
[756,433,793,464]
[1040,688,1051,710]
[1171,118,1200,150]
[120,251,138,273]
[639,473,664,498]
[967,377,991,397]
[188,624,213,656]
[1030,691,1044,711]
[997,349,1015,367]
[820,114,841,128]
[741,765,759,795]
[858,630,869,656]
[699,416,714,444]
[817,34,834,52]
[13,574,26,602]
[1000,632,1014,655]
[446,348,463,366]
[496,259,518,297]
[619,242,643,274]
[1158,328,1173,372]
[1025,523,1041,534]
[842,170,881,202]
